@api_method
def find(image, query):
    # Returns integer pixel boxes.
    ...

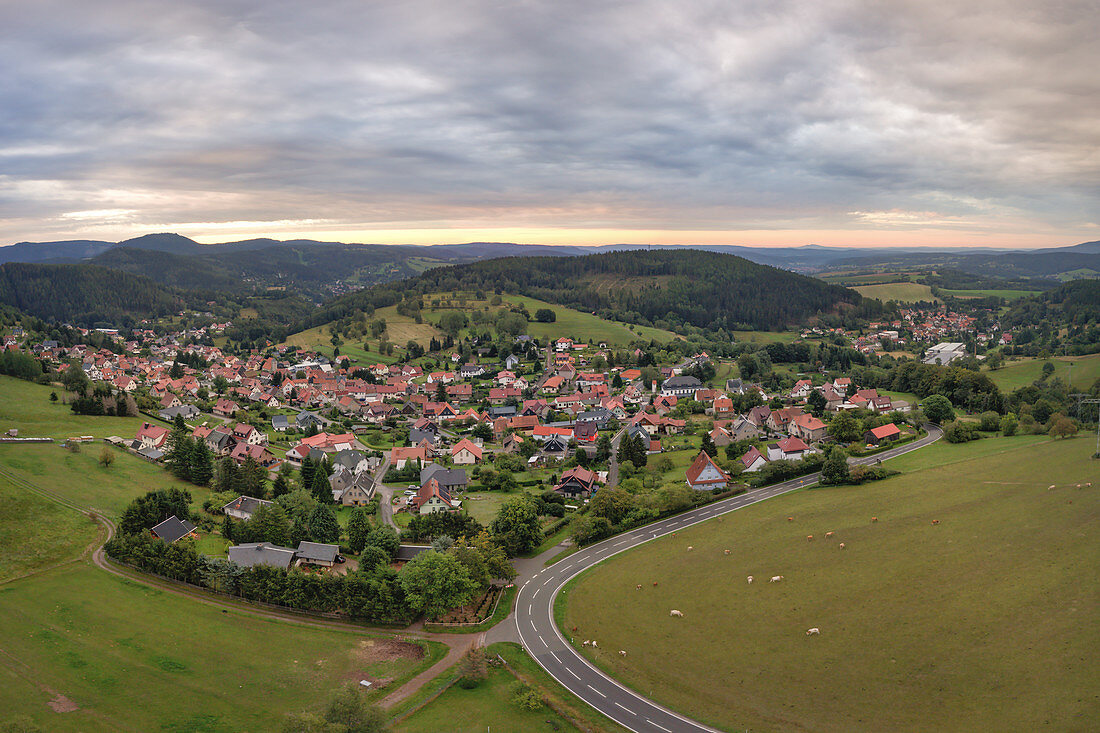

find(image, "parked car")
[403,489,417,496]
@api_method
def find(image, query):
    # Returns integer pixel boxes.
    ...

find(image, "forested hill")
[303,249,865,334]
[0,263,184,326]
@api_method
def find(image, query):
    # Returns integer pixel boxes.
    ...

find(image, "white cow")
[746,575,754,584]
[670,609,684,618]
[619,650,627,657]
[770,575,784,583]
[806,627,820,636]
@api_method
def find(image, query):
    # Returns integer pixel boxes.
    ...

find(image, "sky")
[1,0,1098,249]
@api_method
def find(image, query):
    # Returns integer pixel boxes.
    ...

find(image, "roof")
[227,542,297,570]
[296,541,339,563]
[870,423,902,439]
[662,375,702,389]
[777,436,811,453]
[686,451,730,485]
[420,465,467,486]
[740,446,766,468]
[451,438,483,458]
[151,515,196,543]
[222,495,272,516]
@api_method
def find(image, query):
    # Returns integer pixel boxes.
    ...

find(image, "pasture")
[558,436,1100,732]
[939,288,1035,300]
[0,562,442,732]
[985,354,1100,393]
[850,281,938,303]
[0,474,100,582]
[0,375,150,440]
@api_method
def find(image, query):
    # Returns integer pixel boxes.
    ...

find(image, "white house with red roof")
[686,451,730,490]
[134,422,170,450]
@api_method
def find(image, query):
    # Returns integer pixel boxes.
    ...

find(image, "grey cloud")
[0,0,1097,241]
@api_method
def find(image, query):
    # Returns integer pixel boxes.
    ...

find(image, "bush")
[943,420,982,443]
[509,681,544,711]
[979,411,1001,431]
[457,648,488,689]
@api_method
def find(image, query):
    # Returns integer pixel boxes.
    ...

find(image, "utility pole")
[1071,394,1100,458]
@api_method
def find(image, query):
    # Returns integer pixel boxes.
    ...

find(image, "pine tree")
[311,467,332,503]
[240,456,267,498]
[189,439,214,486]
[595,434,612,463]
[700,432,717,457]
[165,428,193,480]
[300,457,316,493]
[221,514,235,542]
[347,507,370,554]
[309,504,341,544]
[214,456,240,494]
[271,470,290,499]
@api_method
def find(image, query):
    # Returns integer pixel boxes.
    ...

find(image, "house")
[414,478,457,514]
[553,466,599,499]
[213,398,239,418]
[574,421,597,443]
[390,444,432,470]
[332,449,373,475]
[205,428,236,456]
[271,415,290,432]
[766,436,814,461]
[459,363,486,379]
[532,425,574,443]
[134,422,170,451]
[159,393,182,410]
[739,446,768,472]
[865,423,902,445]
[661,375,703,397]
[296,541,340,568]
[151,515,197,544]
[709,425,733,447]
[230,442,277,467]
[727,417,761,442]
[158,404,199,422]
[711,396,735,418]
[409,428,438,446]
[725,378,746,394]
[766,408,805,433]
[232,423,267,446]
[745,405,771,428]
[504,354,521,370]
[295,410,330,430]
[790,413,828,443]
[576,408,612,429]
[685,451,730,490]
[420,465,468,493]
[222,495,273,520]
[502,433,525,454]
[923,342,968,366]
[227,542,297,570]
[451,438,483,465]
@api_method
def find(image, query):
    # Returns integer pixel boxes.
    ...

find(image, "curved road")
[513,426,943,733]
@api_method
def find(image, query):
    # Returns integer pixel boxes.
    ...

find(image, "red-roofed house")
[865,423,902,445]
[135,422,170,450]
[767,436,813,461]
[739,446,768,472]
[686,451,730,490]
[790,413,828,443]
[451,438,483,465]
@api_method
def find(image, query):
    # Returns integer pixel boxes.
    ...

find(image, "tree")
[366,525,400,559]
[1048,415,1077,439]
[457,647,488,689]
[495,311,527,339]
[589,487,634,525]
[490,494,541,556]
[189,439,214,486]
[271,468,291,499]
[240,456,267,498]
[979,411,1001,431]
[439,311,468,337]
[807,390,827,417]
[534,308,556,323]
[1000,413,1018,436]
[700,432,717,457]
[310,466,332,503]
[169,359,184,379]
[61,363,89,393]
[308,504,342,544]
[828,411,861,443]
[322,683,387,733]
[399,550,477,619]
[922,395,955,424]
[819,447,850,485]
[249,503,291,545]
[300,456,317,493]
[214,456,240,494]
[595,434,612,463]
[574,446,589,467]
[118,488,193,536]
[347,507,371,553]
[98,446,115,468]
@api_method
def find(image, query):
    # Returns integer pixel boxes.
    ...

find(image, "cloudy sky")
[1,0,1097,248]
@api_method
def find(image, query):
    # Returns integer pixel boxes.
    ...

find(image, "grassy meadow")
[0,563,441,732]
[985,354,1100,393]
[940,288,1035,300]
[850,281,938,303]
[0,474,101,582]
[0,375,152,440]
[559,435,1100,732]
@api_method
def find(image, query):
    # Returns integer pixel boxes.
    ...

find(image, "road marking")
[532,588,540,599]
[565,667,580,679]
[528,604,532,615]
[647,719,672,732]
[538,634,546,646]
[614,702,635,714]
[549,651,561,664]
[586,684,607,698]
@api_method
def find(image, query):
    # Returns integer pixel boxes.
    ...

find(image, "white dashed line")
[614,702,635,714]
[549,651,561,664]
[565,667,580,680]
[648,720,672,732]
[586,684,607,698]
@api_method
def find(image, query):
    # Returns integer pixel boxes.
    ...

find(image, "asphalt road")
[513,425,943,733]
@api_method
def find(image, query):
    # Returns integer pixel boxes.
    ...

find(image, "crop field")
[851,281,938,303]
[0,562,441,732]
[986,354,1100,393]
[558,436,1100,732]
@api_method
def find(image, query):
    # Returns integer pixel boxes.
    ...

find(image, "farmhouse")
[686,450,730,490]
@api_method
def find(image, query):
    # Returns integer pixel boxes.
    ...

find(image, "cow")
[931,519,940,525]
[619,650,627,657]
[591,640,598,648]
[653,582,659,587]
[636,584,642,590]
[583,640,591,646]
[825,531,834,539]
[724,549,731,555]
[770,575,784,583]
[807,535,814,541]
[806,627,820,636]
[871,517,878,523]
[787,517,794,522]
[687,546,693,551]
[747,575,754,584]
[839,542,846,549]
[670,609,684,618]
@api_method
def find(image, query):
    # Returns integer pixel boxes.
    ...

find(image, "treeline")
[0,262,184,326]
[294,249,867,336]
[999,280,1100,356]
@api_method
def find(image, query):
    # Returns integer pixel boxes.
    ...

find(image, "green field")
[505,295,677,345]
[940,288,1035,300]
[851,281,938,303]
[0,443,208,520]
[559,436,1100,732]
[0,475,100,582]
[0,562,440,732]
[730,330,801,344]
[985,354,1100,393]
[0,376,151,440]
